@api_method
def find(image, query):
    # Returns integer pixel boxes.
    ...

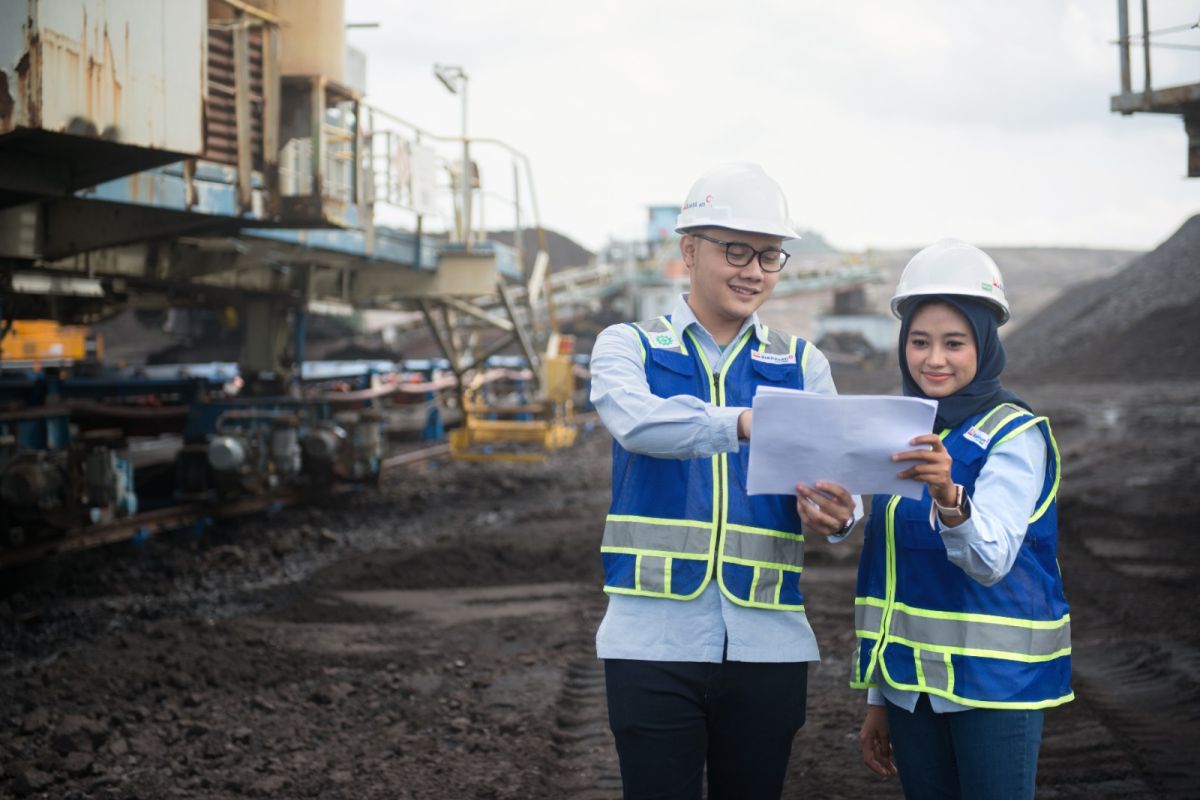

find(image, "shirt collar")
[671,293,769,345]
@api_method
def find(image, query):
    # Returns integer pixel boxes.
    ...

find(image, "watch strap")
[934,484,966,517]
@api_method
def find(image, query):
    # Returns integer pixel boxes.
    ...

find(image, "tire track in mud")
[1043,496,1200,798]
[1059,640,1200,798]
[1036,693,1157,797]
[548,643,622,800]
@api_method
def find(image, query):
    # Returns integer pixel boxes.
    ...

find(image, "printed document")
[746,388,938,499]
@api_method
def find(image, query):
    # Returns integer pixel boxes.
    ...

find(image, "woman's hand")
[795,480,854,538]
[893,433,957,508]
[859,705,896,778]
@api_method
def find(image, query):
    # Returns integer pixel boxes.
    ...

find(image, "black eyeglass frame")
[687,231,791,273]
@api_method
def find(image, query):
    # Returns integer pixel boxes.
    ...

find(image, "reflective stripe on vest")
[855,598,885,638]
[967,402,1030,444]
[885,604,1070,661]
[723,524,804,568]
[603,516,712,556]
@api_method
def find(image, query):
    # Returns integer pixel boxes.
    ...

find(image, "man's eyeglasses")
[688,232,790,273]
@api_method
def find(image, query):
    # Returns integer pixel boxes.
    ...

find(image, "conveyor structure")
[0,0,583,554]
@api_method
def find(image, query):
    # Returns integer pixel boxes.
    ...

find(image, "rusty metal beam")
[440,297,516,332]
[233,14,254,213]
[40,198,232,261]
[216,0,284,25]
[1110,82,1200,114]
[419,299,462,378]
[262,24,280,217]
[312,78,326,200]
[497,282,540,388]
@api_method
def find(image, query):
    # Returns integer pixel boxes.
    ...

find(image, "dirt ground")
[2,376,1199,799]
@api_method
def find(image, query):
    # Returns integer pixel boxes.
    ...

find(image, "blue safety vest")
[601,316,812,610]
[850,403,1073,709]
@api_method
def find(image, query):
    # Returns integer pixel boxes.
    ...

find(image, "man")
[590,163,860,800]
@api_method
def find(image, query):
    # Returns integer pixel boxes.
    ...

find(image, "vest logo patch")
[963,426,992,449]
[652,333,676,348]
[750,350,796,365]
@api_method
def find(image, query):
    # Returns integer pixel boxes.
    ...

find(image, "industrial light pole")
[433,63,470,249]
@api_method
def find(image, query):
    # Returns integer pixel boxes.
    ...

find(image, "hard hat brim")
[675,220,802,240]
[891,293,1011,326]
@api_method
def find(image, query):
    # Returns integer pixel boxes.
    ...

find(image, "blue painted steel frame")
[80,162,525,276]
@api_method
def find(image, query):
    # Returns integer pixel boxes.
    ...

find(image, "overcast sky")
[345,0,1198,253]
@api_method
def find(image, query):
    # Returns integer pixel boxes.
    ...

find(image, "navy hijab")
[898,294,1030,431]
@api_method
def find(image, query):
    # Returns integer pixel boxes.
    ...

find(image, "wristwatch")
[933,484,968,518]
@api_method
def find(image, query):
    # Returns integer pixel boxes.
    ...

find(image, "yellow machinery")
[449,338,579,463]
[0,321,102,367]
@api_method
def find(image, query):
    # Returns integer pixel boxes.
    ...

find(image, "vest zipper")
[713,369,725,579]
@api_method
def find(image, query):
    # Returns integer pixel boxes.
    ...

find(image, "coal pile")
[1005,215,1200,381]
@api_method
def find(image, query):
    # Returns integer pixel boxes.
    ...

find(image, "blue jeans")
[885,695,1044,800]
[605,658,808,800]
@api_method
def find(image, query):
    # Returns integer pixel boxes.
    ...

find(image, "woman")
[850,239,1071,800]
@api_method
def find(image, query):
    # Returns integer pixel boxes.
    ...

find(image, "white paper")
[746,388,938,499]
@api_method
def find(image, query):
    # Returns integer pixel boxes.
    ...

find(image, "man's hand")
[737,410,752,440]
[795,480,854,538]
[858,705,897,778]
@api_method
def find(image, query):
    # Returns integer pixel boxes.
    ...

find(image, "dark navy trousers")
[604,658,809,800]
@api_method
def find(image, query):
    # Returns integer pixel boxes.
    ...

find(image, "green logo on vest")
[655,334,675,346]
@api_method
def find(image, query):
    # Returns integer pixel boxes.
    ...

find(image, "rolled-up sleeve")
[590,324,742,459]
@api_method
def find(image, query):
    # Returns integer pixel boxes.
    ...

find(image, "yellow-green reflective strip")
[662,317,687,353]
[630,326,647,362]
[602,517,712,555]
[726,523,803,542]
[722,555,802,572]
[879,657,1075,710]
[1021,419,1061,524]
[888,606,1071,659]
[974,403,1025,436]
[724,527,804,568]
[995,416,1042,447]
[855,600,885,632]
[602,546,707,560]
[994,416,1060,523]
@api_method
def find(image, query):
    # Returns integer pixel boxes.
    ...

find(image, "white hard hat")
[675,163,801,240]
[891,238,1011,325]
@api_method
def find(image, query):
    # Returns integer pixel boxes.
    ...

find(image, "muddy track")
[3,381,1200,797]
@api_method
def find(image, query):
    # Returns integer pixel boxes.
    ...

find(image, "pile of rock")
[1005,215,1200,382]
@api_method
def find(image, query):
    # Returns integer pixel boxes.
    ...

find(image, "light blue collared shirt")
[867,425,1049,712]
[591,294,859,664]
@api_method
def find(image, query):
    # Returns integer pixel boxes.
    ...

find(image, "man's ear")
[680,233,696,268]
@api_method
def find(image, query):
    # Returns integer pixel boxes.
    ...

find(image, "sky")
[344,0,1199,254]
